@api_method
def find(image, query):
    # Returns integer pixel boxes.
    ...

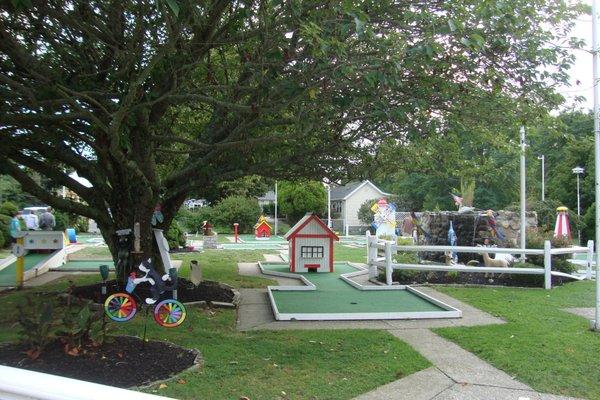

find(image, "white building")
[284,213,339,273]
[330,180,391,234]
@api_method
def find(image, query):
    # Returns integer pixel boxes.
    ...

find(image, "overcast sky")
[561,0,594,111]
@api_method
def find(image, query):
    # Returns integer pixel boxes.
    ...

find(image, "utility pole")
[592,0,600,331]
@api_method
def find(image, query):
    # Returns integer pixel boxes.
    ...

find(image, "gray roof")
[329,180,390,201]
[257,190,276,202]
[329,182,364,200]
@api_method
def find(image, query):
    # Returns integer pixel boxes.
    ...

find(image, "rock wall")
[419,210,537,262]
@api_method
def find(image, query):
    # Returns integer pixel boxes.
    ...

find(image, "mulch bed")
[71,278,235,304]
[392,270,573,287]
[0,336,199,388]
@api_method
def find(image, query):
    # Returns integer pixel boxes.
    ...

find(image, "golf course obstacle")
[366,231,594,289]
[260,262,460,321]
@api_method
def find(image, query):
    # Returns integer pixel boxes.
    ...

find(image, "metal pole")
[274,181,278,236]
[593,0,600,331]
[577,172,581,244]
[520,126,527,261]
[327,184,331,228]
[538,155,545,202]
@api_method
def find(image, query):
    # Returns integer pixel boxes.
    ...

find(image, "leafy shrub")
[0,214,10,247]
[73,218,88,233]
[57,298,107,354]
[17,297,56,360]
[212,196,261,233]
[525,228,577,273]
[358,198,379,225]
[54,211,69,231]
[0,201,18,217]
[176,207,214,233]
[166,220,186,249]
[0,230,5,248]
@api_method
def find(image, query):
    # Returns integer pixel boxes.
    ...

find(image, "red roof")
[284,213,339,241]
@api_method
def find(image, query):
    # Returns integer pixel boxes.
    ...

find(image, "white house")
[284,213,339,273]
[329,180,391,234]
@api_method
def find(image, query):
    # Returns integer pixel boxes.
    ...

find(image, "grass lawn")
[0,249,432,400]
[68,246,112,260]
[0,248,11,259]
[434,281,600,399]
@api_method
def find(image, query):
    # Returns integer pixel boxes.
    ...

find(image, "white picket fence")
[0,365,175,400]
[365,232,594,289]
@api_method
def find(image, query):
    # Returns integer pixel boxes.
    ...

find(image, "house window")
[300,246,324,258]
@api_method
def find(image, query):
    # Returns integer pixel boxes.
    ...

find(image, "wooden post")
[15,236,24,289]
[587,240,594,280]
[366,232,377,279]
[544,240,552,290]
[385,241,393,285]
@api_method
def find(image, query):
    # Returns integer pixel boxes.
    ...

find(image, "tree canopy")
[0,0,584,264]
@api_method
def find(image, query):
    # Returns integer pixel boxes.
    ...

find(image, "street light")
[572,166,584,244]
[537,155,545,202]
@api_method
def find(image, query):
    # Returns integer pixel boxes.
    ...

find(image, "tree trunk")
[99,194,168,285]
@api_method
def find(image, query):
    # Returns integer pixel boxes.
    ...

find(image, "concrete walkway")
[238,261,585,400]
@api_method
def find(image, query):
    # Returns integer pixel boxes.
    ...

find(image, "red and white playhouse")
[284,213,339,273]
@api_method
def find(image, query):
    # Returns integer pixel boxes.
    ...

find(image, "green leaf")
[165,0,179,16]
[448,19,456,32]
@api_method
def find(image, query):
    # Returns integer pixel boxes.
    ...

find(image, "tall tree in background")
[0,0,583,270]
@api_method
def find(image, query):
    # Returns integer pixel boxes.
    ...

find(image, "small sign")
[12,243,25,258]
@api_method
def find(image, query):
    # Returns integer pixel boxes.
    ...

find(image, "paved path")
[238,261,585,400]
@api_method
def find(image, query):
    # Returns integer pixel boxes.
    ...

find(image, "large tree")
[0,0,582,272]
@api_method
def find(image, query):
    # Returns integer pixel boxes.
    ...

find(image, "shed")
[284,213,339,273]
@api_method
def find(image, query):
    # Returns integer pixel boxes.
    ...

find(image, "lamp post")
[572,166,584,244]
[592,0,600,331]
[538,155,545,202]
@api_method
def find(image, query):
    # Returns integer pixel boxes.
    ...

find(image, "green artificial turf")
[264,263,445,314]
[434,281,600,399]
[0,253,48,286]
[59,259,115,271]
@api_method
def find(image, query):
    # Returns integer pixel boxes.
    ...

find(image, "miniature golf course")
[54,259,114,271]
[261,262,459,319]
[0,253,48,286]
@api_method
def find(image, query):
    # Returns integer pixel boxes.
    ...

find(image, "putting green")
[0,253,49,286]
[57,259,114,271]
[263,263,445,314]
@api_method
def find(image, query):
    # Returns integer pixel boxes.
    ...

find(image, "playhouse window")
[300,246,324,258]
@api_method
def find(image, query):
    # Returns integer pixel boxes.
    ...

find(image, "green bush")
[73,218,88,233]
[0,214,11,247]
[0,201,18,217]
[176,207,214,233]
[54,211,69,231]
[525,228,577,273]
[166,220,186,249]
[212,196,261,233]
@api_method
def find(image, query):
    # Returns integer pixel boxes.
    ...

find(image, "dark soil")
[71,278,235,305]
[0,336,198,388]
[391,270,573,287]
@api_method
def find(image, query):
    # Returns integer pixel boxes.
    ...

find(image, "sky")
[561,0,594,111]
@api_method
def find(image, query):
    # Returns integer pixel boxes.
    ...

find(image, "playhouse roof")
[284,213,339,241]
[255,220,272,230]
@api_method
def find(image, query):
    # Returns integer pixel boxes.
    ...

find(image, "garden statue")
[486,209,505,241]
[371,198,397,239]
[447,221,458,264]
[132,259,177,305]
[151,203,164,226]
[202,220,215,236]
[115,228,133,284]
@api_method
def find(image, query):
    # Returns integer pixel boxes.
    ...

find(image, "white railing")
[0,365,175,400]
[366,232,594,290]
